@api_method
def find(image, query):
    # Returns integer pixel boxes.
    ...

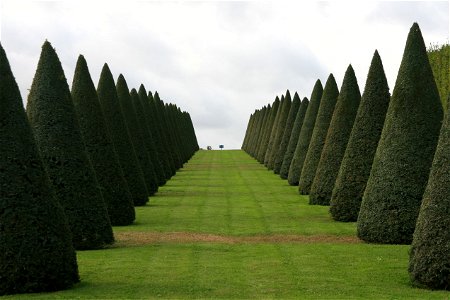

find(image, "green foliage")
[117,81,158,197]
[136,85,166,186]
[287,80,323,185]
[310,65,361,205]
[97,64,149,206]
[0,43,79,295]
[257,97,280,163]
[357,23,443,244]
[265,95,288,168]
[267,91,292,170]
[252,105,270,159]
[71,55,135,226]
[409,107,450,290]
[428,43,449,111]
[26,41,114,250]
[330,51,391,221]
[273,92,299,174]
[298,75,338,194]
[149,92,176,177]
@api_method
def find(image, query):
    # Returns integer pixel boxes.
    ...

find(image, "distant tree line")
[0,41,198,295]
[242,23,449,291]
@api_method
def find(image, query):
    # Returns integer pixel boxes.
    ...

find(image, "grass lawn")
[3,150,449,299]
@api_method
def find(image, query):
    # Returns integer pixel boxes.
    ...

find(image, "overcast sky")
[1,1,448,149]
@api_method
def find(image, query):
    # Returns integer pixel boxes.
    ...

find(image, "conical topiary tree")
[265,95,286,168]
[357,23,443,244]
[288,80,323,185]
[0,43,79,295]
[117,79,158,197]
[280,97,309,179]
[267,92,291,170]
[258,97,280,163]
[149,91,176,177]
[250,106,269,158]
[140,89,171,182]
[309,65,361,205]
[298,75,338,194]
[330,51,391,222]
[254,104,272,161]
[26,41,114,250]
[71,55,135,226]
[97,64,149,206]
[274,92,299,174]
[409,108,450,290]
[137,85,166,186]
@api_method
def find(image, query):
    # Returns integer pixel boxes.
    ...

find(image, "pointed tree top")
[285,89,291,98]
[293,92,300,101]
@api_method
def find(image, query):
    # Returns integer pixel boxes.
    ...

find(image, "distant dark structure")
[219,145,224,150]
[207,146,212,150]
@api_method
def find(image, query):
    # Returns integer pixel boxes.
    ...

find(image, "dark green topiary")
[298,76,338,193]
[274,93,300,174]
[97,64,149,206]
[409,108,450,290]
[71,55,135,226]
[149,91,176,177]
[253,104,271,160]
[250,107,268,158]
[117,79,158,197]
[267,92,291,170]
[330,51,391,221]
[26,41,114,250]
[280,97,309,180]
[309,65,361,205]
[137,85,166,186]
[257,97,280,163]
[265,95,287,168]
[288,80,323,185]
[0,43,79,295]
[357,23,443,244]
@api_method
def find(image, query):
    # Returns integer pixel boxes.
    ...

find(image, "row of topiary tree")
[0,40,199,295]
[242,23,448,290]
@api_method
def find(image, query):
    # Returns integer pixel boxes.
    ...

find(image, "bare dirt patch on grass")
[114,231,361,247]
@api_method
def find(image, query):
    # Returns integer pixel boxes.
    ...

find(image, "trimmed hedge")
[0,43,79,295]
[298,75,338,194]
[357,23,443,244]
[287,80,323,185]
[71,55,135,226]
[257,97,280,163]
[136,85,166,186]
[280,97,309,179]
[273,92,298,174]
[309,65,361,205]
[26,41,114,250]
[97,64,149,206]
[330,51,390,221]
[118,81,158,197]
[265,95,286,168]
[409,105,450,290]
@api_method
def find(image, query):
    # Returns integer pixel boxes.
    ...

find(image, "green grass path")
[3,150,448,299]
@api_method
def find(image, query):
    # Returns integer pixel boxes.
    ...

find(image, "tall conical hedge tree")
[242,111,256,153]
[330,51,391,222]
[268,93,291,170]
[71,55,135,226]
[254,104,271,160]
[97,64,149,206]
[409,108,450,290]
[26,41,114,250]
[117,79,158,197]
[137,85,166,186]
[0,43,79,295]
[298,75,338,193]
[251,107,268,157]
[274,92,300,174]
[155,92,182,170]
[280,97,309,179]
[149,91,176,177]
[357,23,443,244]
[288,80,323,185]
[265,95,287,168]
[309,65,361,205]
[257,97,280,163]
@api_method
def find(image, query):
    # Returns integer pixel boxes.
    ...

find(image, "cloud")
[1,1,448,149]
